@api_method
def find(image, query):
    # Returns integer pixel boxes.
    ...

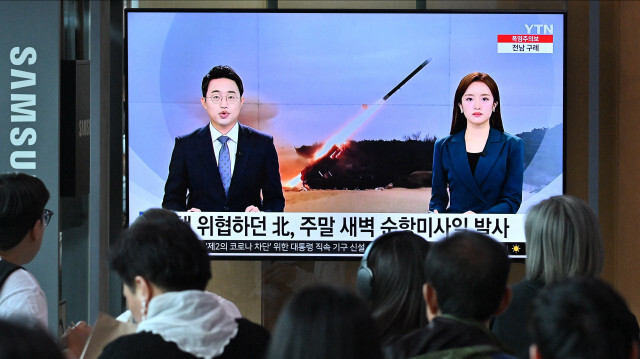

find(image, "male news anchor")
[162,65,285,212]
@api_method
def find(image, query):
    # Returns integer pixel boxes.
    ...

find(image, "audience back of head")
[525,195,604,284]
[0,318,64,359]
[108,209,211,292]
[424,230,510,323]
[0,172,49,252]
[528,277,639,359]
[103,209,270,359]
[267,285,382,359]
[0,172,50,328]
[356,230,430,344]
[492,195,607,359]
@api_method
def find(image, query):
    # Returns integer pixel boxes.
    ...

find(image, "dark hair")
[424,231,510,322]
[0,172,49,251]
[450,72,504,134]
[266,285,383,359]
[367,231,430,344]
[0,318,64,359]
[201,65,244,97]
[529,277,640,359]
[132,207,182,225]
[108,208,211,292]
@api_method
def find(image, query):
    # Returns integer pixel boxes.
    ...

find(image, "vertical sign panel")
[0,0,60,334]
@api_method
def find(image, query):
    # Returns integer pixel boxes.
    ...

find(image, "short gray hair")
[525,195,604,284]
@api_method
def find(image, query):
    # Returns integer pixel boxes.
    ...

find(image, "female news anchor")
[429,72,524,214]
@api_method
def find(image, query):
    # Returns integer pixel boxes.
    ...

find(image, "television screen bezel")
[123,8,567,260]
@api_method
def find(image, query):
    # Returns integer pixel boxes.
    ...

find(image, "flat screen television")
[125,9,565,259]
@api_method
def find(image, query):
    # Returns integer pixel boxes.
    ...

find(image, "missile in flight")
[382,58,431,101]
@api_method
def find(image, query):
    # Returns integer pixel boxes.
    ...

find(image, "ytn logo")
[524,24,553,35]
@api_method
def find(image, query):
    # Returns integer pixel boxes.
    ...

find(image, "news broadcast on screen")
[125,10,565,258]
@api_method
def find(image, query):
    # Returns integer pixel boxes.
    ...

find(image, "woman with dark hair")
[356,230,430,344]
[97,208,269,359]
[492,195,605,358]
[429,72,524,214]
[266,285,383,359]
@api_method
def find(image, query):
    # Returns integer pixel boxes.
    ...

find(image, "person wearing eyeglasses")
[0,172,51,328]
[162,65,285,213]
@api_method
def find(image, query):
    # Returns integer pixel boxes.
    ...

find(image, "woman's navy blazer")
[429,127,524,214]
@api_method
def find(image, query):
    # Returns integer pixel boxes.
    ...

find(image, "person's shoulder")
[238,123,273,140]
[208,293,241,318]
[0,259,22,273]
[103,332,153,348]
[234,317,270,341]
[511,280,544,298]
[435,133,458,146]
[176,125,209,141]
[101,332,194,359]
[3,268,40,289]
[499,131,523,145]
[217,318,270,359]
[383,326,431,359]
[0,267,47,327]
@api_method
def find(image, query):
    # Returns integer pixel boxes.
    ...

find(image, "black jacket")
[384,315,515,359]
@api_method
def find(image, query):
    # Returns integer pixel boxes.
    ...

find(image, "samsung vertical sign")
[0,0,60,334]
[9,46,38,169]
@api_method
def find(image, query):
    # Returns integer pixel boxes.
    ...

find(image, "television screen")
[125,10,564,258]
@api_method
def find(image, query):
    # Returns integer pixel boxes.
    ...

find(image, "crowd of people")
[1,171,638,359]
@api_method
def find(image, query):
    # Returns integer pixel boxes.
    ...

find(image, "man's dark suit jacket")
[429,127,524,214]
[162,123,285,212]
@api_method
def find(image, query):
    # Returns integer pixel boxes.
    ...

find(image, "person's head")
[356,230,430,344]
[423,231,511,323]
[528,277,640,359]
[133,207,183,224]
[450,72,503,134]
[0,172,50,264]
[267,285,382,359]
[200,65,245,134]
[108,208,211,322]
[525,195,604,285]
[0,318,64,359]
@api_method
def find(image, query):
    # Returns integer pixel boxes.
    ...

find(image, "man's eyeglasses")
[42,209,54,226]
[207,94,240,104]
